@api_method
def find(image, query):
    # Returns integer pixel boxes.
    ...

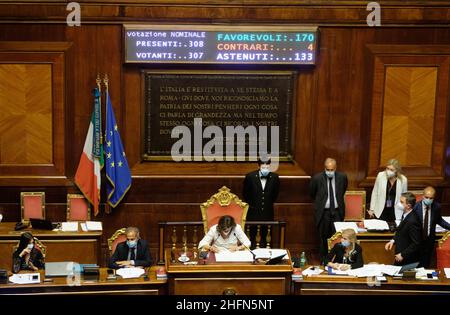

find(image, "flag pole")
[103,74,112,214]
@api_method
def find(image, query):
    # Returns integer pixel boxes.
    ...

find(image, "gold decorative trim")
[438,231,450,247]
[344,190,366,221]
[66,194,91,221]
[327,231,342,251]
[200,186,249,234]
[107,228,126,252]
[20,192,45,221]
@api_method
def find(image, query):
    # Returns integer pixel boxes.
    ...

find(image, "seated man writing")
[199,215,251,253]
[109,226,152,269]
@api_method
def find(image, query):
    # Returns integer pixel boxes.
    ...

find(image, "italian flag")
[75,88,104,216]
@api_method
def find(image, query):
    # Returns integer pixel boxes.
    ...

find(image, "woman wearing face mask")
[326,229,363,271]
[199,215,251,253]
[368,159,408,222]
[12,232,45,273]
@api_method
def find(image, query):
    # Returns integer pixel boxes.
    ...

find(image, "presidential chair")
[66,194,91,221]
[200,186,249,233]
[20,192,45,222]
[327,231,343,251]
[344,190,366,221]
[437,231,450,270]
[107,228,127,256]
[410,190,424,202]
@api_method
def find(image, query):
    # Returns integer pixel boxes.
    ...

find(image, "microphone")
[234,232,256,262]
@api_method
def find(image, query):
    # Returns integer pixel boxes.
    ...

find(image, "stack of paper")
[435,217,450,233]
[363,219,389,231]
[301,266,324,276]
[61,222,79,232]
[444,268,450,279]
[85,221,103,231]
[334,222,359,233]
[215,250,254,262]
[116,267,145,279]
[252,248,288,259]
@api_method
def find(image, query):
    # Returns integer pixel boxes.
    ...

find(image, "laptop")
[265,253,286,265]
[30,218,55,230]
[45,262,77,277]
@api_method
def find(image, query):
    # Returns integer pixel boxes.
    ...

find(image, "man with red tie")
[413,186,450,268]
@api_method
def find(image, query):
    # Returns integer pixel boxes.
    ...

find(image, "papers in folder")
[85,221,103,231]
[61,222,79,232]
[252,248,288,260]
[435,216,450,233]
[116,267,145,279]
[334,222,359,233]
[444,268,450,279]
[363,219,389,231]
[215,250,254,262]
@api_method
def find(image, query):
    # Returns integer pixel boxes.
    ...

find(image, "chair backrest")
[107,228,127,256]
[327,231,343,251]
[14,237,46,258]
[67,194,91,221]
[344,190,366,221]
[437,231,450,269]
[21,192,45,221]
[410,190,424,202]
[200,186,249,233]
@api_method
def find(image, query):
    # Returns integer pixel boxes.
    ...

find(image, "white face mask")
[386,169,396,178]
[397,202,405,211]
[27,244,34,250]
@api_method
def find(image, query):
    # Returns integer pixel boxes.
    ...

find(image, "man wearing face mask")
[385,192,421,265]
[368,159,408,222]
[310,158,348,264]
[413,186,450,268]
[109,226,152,269]
[243,158,280,247]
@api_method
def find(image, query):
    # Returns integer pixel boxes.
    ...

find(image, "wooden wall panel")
[0,64,53,164]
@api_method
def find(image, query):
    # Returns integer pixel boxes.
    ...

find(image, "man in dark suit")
[385,192,422,265]
[413,186,450,268]
[109,226,152,269]
[310,158,348,263]
[243,158,280,248]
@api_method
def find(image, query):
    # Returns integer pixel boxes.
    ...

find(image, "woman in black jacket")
[326,228,363,270]
[12,232,45,273]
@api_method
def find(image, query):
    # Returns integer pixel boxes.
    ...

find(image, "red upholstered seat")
[67,194,91,221]
[108,228,127,255]
[344,191,366,221]
[437,231,450,270]
[21,192,45,221]
[200,186,249,233]
[410,190,424,202]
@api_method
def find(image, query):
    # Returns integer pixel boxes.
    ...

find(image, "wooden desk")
[294,274,450,295]
[0,267,167,295]
[0,222,102,271]
[165,249,293,295]
[356,231,444,265]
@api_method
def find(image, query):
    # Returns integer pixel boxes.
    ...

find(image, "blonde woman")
[326,229,363,271]
[368,159,408,222]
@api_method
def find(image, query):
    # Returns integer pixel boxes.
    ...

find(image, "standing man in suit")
[385,192,422,265]
[109,226,152,269]
[414,186,450,268]
[243,158,280,248]
[310,158,348,264]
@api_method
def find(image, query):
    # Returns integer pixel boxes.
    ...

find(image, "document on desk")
[444,268,450,279]
[380,264,402,276]
[334,222,359,233]
[116,267,145,279]
[85,221,103,231]
[252,248,288,259]
[435,217,450,233]
[302,266,324,276]
[61,222,79,232]
[363,219,389,231]
[347,264,387,277]
[215,249,254,262]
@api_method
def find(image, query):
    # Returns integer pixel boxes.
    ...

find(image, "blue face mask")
[423,198,433,206]
[341,240,350,247]
[325,171,335,178]
[127,240,137,248]
[260,169,270,177]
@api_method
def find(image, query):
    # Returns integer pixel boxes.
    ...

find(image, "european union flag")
[105,90,132,207]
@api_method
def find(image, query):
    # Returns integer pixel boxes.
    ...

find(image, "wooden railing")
[157,221,286,264]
